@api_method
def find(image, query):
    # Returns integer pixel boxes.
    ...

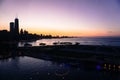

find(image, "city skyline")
[0,0,120,37]
[9,18,19,40]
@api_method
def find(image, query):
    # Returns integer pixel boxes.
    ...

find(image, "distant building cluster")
[0,17,40,41]
[0,17,70,41]
[10,18,19,40]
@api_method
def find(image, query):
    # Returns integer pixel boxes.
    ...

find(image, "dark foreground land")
[18,45,120,65]
[0,44,120,80]
[1,44,120,65]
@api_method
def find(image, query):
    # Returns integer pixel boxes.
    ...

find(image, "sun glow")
[0,0,120,37]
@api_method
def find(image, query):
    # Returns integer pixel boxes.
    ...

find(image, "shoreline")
[0,44,120,72]
[18,45,120,64]
[0,44,120,65]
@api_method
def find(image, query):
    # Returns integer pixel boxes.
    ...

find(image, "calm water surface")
[19,37,120,47]
[0,56,119,80]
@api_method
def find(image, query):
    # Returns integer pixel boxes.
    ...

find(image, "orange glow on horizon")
[28,29,117,37]
[1,0,120,37]
[0,24,120,37]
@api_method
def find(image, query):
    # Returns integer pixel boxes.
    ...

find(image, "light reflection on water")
[18,37,120,47]
[0,56,120,80]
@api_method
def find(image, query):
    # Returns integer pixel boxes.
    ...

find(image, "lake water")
[19,37,120,47]
[0,56,120,80]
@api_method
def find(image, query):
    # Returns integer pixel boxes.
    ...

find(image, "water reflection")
[0,54,120,80]
[18,37,120,47]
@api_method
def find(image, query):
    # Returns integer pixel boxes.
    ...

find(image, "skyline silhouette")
[0,17,71,41]
[0,1,120,80]
[0,0,120,37]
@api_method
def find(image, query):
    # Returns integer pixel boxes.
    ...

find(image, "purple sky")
[0,0,120,36]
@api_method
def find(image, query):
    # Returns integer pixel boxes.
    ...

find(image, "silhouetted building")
[10,22,15,40]
[14,18,19,35]
[0,17,43,41]
[10,22,14,34]
[24,30,28,35]
[14,18,19,40]
[0,30,10,41]
[20,28,23,35]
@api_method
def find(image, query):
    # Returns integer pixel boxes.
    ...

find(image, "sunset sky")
[0,0,120,37]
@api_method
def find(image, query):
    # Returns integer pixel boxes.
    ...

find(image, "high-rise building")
[14,18,19,35]
[10,22,15,40]
[9,18,20,40]
[10,22,14,34]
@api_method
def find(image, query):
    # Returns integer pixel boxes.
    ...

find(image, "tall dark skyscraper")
[14,18,19,35]
[10,22,15,40]
[9,18,19,40]
[10,22,14,34]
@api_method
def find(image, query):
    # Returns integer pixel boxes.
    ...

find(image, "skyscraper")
[9,18,20,40]
[14,18,19,35]
[10,22,14,34]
